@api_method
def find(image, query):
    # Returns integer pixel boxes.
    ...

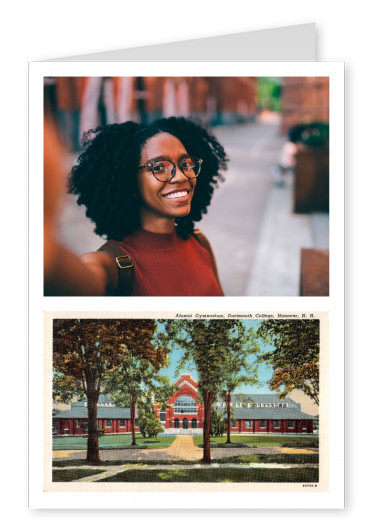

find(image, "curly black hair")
[68,116,228,240]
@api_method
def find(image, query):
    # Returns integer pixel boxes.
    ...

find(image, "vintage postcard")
[38,311,336,508]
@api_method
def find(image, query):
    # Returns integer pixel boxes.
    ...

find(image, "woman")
[46,117,227,296]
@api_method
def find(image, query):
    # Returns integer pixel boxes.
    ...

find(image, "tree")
[256,319,319,406]
[210,407,225,437]
[218,333,259,444]
[138,403,164,439]
[165,319,255,464]
[103,356,175,446]
[53,319,168,464]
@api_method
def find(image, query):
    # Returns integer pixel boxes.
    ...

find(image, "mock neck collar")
[122,228,178,252]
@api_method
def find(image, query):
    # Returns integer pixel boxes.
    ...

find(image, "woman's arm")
[44,117,118,296]
[44,227,118,296]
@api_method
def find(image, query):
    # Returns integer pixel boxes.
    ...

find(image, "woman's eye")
[182,158,195,170]
[153,162,167,173]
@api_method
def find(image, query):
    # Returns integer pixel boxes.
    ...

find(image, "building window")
[120,420,125,427]
[174,418,180,428]
[273,421,280,428]
[232,421,237,428]
[76,420,80,428]
[174,395,197,414]
[288,421,295,429]
[105,419,111,428]
[260,420,266,428]
[160,410,166,422]
[246,420,252,428]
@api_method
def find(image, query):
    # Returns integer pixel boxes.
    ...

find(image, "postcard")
[44,312,327,497]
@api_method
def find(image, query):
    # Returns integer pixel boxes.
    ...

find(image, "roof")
[218,407,314,420]
[230,394,298,407]
[53,406,131,419]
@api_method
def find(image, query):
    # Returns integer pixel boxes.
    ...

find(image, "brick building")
[53,373,314,436]
[280,77,329,135]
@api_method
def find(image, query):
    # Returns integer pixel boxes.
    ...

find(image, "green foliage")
[165,320,258,396]
[300,122,329,147]
[97,468,319,483]
[210,408,225,437]
[257,77,282,111]
[53,318,170,463]
[257,320,320,405]
[138,401,164,439]
[145,416,164,439]
[53,469,104,482]
[164,319,260,463]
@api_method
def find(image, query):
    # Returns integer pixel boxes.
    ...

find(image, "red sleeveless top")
[114,228,223,296]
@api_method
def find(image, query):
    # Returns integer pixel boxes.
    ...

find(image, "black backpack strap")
[97,241,134,296]
[193,229,223,294]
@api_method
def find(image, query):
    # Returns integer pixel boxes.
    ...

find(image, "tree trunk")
[202,390,213,464]
[226,392,231,444]
[86,391,100,464]
[131,394,137,446]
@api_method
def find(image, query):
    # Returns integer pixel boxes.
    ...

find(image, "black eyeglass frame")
[138,156,203,182]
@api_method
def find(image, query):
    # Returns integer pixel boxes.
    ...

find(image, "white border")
[29,61,344,509]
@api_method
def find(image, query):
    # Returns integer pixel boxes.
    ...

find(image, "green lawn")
[193,435,318,448]
[215,453,319,465]
[98,467,319,483]
[53,468,104,482]
[53,434,176,450]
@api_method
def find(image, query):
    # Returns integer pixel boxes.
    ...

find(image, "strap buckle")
[115,255,133,269]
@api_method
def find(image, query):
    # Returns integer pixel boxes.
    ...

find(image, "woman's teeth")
[164,191,188,199]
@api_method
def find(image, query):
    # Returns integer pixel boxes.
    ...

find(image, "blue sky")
[158,320,274,394]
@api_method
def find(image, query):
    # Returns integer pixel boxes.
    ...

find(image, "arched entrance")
[183,418,189,429]
[191,418,197,428]
[174,418,180,428]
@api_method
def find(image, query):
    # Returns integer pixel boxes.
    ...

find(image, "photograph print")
[44,76,329,297]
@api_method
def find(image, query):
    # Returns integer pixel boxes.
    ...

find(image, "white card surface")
[29,24,345,510]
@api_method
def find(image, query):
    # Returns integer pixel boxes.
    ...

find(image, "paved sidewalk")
[53,436,318,462]
[160,435,202,460]
[245,173,328,296]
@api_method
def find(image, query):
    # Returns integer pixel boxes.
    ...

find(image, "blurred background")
[44,76,329,296]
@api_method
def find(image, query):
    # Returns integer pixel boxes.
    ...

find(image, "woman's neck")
[140,216,175,234]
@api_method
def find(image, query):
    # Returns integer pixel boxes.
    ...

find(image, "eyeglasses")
[138,156,203,182]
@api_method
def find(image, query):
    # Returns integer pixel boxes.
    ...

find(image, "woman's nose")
[169,164,187,182]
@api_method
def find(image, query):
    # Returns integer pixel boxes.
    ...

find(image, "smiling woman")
[45,117,228,296]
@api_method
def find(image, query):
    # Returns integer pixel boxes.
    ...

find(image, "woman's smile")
[162,187,192,200]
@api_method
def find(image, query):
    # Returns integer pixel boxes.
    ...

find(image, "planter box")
[300,248,329,296]
[294,143,329,213]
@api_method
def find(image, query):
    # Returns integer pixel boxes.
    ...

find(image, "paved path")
[53,436,318,462]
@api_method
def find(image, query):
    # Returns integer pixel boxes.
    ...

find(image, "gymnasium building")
[53,373,315,436]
